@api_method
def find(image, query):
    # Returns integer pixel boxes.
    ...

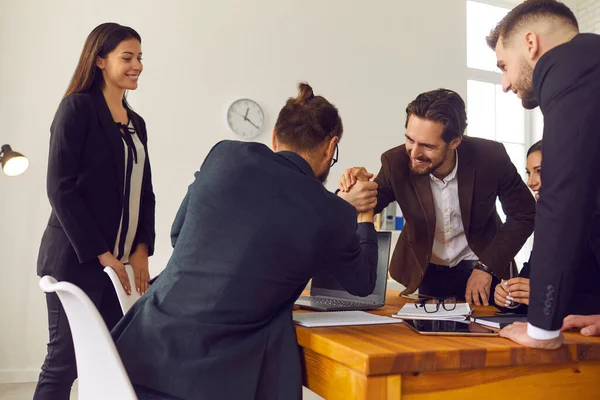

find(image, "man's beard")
[407,149,447,176]
[317,166,331,183]
[517,59,539,110]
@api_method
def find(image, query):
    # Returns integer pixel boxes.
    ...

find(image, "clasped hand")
[337,167,378,212]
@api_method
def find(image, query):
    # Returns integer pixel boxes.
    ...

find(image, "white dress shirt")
[429,153,478,267]
[527,323,561,340]
[429,155,561,340]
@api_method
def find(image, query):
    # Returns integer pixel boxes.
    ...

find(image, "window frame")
[466,0,537,270]
[466,0,537,168]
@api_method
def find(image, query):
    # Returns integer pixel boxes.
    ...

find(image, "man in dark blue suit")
[488,0,600,347]
[111,83,379,400]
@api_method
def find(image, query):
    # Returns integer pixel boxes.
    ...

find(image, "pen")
[503,261,513,285]
[505,261,518,308]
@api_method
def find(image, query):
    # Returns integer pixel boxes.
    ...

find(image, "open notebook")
[293,311,403,327]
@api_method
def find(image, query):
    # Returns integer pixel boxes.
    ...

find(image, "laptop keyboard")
[298,296,368,307]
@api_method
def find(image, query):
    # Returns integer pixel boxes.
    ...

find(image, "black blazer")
[529,33,600,330]
[37,87,156,284]
[111,141,378,400]
[496,250,600,315]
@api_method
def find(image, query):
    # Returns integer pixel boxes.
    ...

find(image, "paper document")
[393,303,472,320]
[293,311,403,327]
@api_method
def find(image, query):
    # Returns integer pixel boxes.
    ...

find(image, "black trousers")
[419,260,499,304]
[33,274,123,400]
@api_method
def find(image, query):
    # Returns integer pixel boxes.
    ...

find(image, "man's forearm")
[479,215,534,277]
[339,221,377,297]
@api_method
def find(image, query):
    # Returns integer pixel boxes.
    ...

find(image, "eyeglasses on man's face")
[330,142,339,168]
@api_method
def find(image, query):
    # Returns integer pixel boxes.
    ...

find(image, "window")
[467,1,510,72]
[466,81,526,179]
[466,0,537,270]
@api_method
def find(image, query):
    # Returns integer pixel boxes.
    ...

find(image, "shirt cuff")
[527,323,561,340]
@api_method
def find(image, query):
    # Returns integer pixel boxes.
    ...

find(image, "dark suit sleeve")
[328,222,378,297]
[478,145,535,276]
[528,91,600,330]
[520,259,531,279]
[133,118,156,256]
[47,95,110,263]
[374,152,396,215]
[170,185,191,249]
[170,147,218,248]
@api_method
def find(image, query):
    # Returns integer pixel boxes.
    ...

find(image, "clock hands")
[233,109,260,130]
[246,118,260,129]
[231,110,245,118]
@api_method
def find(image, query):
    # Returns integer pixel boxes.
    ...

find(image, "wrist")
[357,210,374,223]
[134,243,149,255]
[474,261,494,277]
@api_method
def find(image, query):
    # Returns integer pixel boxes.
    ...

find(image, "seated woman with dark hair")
[494,141,600,319]
[494,141,541,312]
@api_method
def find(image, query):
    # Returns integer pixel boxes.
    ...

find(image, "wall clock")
[226,98,265,140]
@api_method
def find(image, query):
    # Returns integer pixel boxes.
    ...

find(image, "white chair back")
[103,264,140,314]
[38,276,137,400]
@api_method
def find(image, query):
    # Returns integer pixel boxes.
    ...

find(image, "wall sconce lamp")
[1,144,29,176]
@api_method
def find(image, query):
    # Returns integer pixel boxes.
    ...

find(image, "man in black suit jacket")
[488,0,600,347]
[112,83,378,400]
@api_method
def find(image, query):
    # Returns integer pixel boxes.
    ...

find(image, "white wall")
[577,0,600,33]
[0,0,468,382]
[559,0,600,33]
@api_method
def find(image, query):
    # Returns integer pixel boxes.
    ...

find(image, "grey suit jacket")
[112,141,377,400]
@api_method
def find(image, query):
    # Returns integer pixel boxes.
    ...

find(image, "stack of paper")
[293,311,403,327]
[393,303,472,321]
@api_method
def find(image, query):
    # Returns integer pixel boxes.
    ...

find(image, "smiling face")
[404,115,460,177]
[96,38,143,91]
[526,150,542,200]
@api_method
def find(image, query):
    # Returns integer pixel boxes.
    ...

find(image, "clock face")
[227,98,265,140]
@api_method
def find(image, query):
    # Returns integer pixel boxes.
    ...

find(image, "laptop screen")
[310,231,392,303]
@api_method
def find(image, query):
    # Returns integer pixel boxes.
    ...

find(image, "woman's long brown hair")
[64,22,141,98]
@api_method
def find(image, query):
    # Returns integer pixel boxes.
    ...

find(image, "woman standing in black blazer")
[34,23,156,400]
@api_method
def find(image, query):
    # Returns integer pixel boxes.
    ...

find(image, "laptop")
[295,231,392,311]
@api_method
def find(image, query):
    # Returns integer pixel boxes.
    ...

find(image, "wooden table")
[296,290,600,399]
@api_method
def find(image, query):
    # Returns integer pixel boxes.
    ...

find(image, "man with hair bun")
[111,82,378,400]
